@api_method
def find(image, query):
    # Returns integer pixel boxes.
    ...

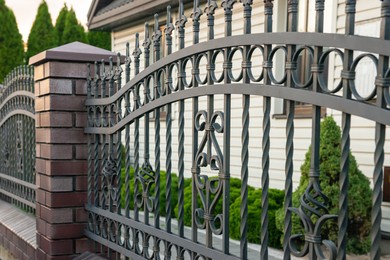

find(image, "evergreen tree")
[62,8,87,44]
[55,4,68,45]
[87,30,111,50]
[275,117,372,254]
[26,1,57,63]
[0,0,24,82]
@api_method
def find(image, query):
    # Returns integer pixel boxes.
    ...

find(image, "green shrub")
[179,177,254,227]
[120,166,285,249]
[120,166,186,218]
[275,116,372,254]
[230,188,284,248]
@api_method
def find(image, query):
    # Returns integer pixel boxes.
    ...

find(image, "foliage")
[179,176,283,248]
[26,1,57,63]
[120,166,191,218]
[87,30,111,50]
[54,4,68,45]
[120,160,284,249]
[229,188,284,248]
[61,8,87,44]
[0,0,24,81]
[275,116,372,254]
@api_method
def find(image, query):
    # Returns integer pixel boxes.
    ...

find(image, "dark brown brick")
[49,129,86,144]
[75,176,88,191]
[75,208,88,223]
[46,62,90,79]
[75,80,87,95]
[40,112,73,128]
[75,145,88,160]
[40,206,73,224]
[75,112,87,127]
[75,238,95,254]
[39,235,74,255]
[40,144,73,160]
[44,95,85,111]
[36,188,46,205]
[46,161,87,176]
[46,192,87,208]
[40,175,73,192]
[46,223,85,239]
[36,158,46,174]
[38,78,73,96]
[36,218,47,236]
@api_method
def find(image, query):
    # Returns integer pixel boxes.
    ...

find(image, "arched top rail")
[0,91,35,111]
[84,83,390,135]
[86,32,390,107]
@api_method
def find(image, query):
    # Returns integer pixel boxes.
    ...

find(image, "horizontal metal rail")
[0,172,37,190]
[85,83,390,135]
[0,110,35,127]
[0,91,35,111]
[86,205,241,260]
[85,32,390,107]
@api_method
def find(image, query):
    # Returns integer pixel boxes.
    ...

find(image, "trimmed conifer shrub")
[275,116,372,254]
[26,1,57,62]
[0,0,24,81]
[87,31,111,50]
[55,4,68,45]
[62,8,87,44]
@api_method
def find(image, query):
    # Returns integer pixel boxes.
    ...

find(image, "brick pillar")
[30,42,121,259]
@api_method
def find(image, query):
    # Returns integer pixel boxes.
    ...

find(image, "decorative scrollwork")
[205,1,218,16]
[193,110,225,236]
[175,0,187,29]
[16,120,23,174]
[288,180,337,259]
[101,155,120,210]
[133,34,142,60]
[135,162,156,212]
[2,140,10,168]
[191,1,203,22]
[222,0,236,11]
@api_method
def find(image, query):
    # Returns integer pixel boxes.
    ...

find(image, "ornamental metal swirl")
[101,155,120,210]
[135,162,156,213]
[193,110,225,236]
[288,180,337,259]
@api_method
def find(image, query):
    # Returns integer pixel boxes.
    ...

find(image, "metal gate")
[0,66,36,214]
[84,0,390,259]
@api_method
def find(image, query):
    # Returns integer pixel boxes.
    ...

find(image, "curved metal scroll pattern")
[193,110,225,242]
[135,162,156,213]
[16,120,24,174]
[101,155,120,211]
[288,180,337,259]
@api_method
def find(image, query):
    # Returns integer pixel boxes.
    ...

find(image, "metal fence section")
[0,66,36,214]
[84,0,390,259]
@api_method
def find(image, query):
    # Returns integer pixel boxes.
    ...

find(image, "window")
[274,0,330,118]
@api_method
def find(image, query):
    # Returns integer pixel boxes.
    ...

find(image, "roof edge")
[88,0,192,30]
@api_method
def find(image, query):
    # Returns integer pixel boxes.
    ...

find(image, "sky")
[5,0,93,42]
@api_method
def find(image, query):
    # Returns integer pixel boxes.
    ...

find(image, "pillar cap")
[29,41,124,66]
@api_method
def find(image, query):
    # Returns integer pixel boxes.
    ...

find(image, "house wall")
[110,0,390,230]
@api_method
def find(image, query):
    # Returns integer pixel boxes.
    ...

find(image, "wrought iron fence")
[0,66,36,214]
[84,0,390,259]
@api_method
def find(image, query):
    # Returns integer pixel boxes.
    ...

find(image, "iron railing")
[0,66,36,214]
[84,0,390,259]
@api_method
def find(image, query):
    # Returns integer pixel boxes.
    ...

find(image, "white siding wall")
[111,1,390,222]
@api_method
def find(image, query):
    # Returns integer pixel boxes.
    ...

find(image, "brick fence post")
[30,42,120,259]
